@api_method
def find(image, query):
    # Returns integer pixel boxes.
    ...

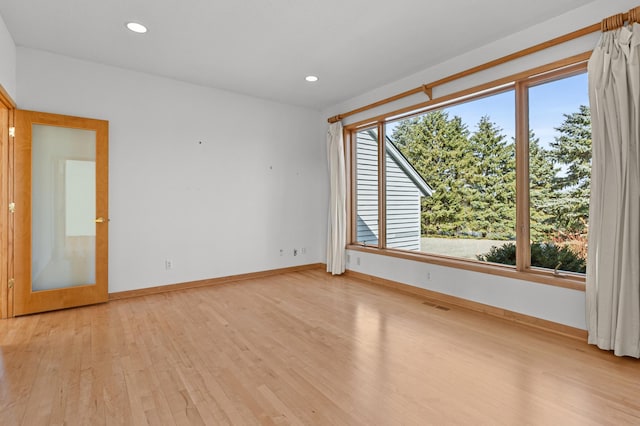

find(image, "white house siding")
[355,130,379,245]
[356,131,424,250]
[386,157,422,250]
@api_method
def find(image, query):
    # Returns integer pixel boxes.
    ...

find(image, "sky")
[528,72,589,148]
[387,72,589,150]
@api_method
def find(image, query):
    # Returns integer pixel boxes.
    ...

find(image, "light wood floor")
[1,269,639,425]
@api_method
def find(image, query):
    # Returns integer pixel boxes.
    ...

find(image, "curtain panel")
[586,23,640,358]
[326,122,346,275]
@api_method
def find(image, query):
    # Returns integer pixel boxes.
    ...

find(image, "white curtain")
[586,23,640,358]
[326,122,347,275]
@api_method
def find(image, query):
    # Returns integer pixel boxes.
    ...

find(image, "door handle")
[95,217,106,223]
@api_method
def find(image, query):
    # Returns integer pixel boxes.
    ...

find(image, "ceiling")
[0,0,593,110]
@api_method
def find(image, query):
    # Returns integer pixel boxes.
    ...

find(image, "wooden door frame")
[0,85,16,319]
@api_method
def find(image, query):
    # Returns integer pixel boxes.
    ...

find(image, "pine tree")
[529,130,559,241]
[392,111,474,236]
[467,116,516,239]
[548,105,591,233]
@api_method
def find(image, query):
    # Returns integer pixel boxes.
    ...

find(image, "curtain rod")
[328,5,639,124]
[602,9,636,32]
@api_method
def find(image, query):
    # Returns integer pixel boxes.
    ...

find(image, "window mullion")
[345,129,354,245]
[515,81,530,271]
[378,121,386,249]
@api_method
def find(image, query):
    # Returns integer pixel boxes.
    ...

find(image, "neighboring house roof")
[366,130,433,197]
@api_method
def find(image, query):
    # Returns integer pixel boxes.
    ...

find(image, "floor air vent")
[422,301,450,311]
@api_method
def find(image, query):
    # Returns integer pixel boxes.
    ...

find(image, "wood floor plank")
[1,269,639,425]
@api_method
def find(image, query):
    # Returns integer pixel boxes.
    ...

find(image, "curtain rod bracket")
[421,85,433,100]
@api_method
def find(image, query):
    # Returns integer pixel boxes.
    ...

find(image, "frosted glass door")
[14,110,108,316]
[31,124,97,291]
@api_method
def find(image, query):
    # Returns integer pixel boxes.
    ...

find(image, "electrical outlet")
[279,249,284,256]
[293,249,298,256]
[347,254,351,263]
[356,257,361,266]
[427,272,431,281]
[301,247,306,254]
[165,260,172,270]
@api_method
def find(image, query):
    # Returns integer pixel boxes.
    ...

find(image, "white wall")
[0,13,16,99]
[346,250,586,329]
[17,47,328,293]
[323,0,638,330]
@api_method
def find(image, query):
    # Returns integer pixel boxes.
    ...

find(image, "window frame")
[346,58,589,291]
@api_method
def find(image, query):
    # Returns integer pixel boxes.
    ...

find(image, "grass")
[420,237,511,260]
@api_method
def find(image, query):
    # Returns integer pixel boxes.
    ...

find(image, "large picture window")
[349,61,590,286]
[385,89,516,259]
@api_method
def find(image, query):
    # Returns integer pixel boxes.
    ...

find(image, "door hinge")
[8,278,14,289]
[9,202,15,214]
[9,127,15,138]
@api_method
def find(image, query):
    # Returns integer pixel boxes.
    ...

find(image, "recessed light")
[305,75,319,82]
[126,22,148,34]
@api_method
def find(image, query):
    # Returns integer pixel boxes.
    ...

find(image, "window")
[384,90,516,259]
[527,72,590,274]
[349,61,589,285]
[355,126,379,247]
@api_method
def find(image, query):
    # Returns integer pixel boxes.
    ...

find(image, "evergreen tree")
[392,111,474,236]
[529,131,559,241]
[548,105,591,233]
[467,116,516,239]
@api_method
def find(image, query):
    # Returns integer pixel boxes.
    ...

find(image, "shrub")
[477,242,586,273]
[552,230,588,261]
[477,242,517,266]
